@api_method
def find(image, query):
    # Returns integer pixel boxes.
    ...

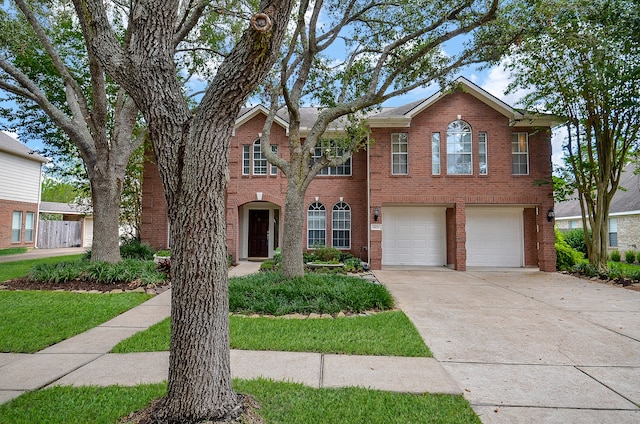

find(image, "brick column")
[538,203,557,272]
[454,200,467,271]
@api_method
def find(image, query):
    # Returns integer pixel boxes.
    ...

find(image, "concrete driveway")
[375,268,640,424]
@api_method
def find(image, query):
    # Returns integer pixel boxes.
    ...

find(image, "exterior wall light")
[374,207,380,222]
[547,209,555,223]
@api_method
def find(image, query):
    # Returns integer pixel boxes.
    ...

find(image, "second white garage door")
[382,207,446,266]
[466,207,524,267]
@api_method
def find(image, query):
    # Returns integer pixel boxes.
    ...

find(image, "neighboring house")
[0,132,48,249]
[141,77,557,271]
[555,163,640,255]
[38,201,94,248]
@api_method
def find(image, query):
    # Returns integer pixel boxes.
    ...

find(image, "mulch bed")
[0,277,170,294]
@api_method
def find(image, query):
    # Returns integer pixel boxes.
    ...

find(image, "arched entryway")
[239,201,280,260]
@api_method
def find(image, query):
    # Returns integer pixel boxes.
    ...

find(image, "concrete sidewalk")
[0,261,459,406]
[376,268,640,424]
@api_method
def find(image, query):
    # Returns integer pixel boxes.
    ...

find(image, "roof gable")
[368,76,559,128]
[234,105,289,136]
[0,132,48,163]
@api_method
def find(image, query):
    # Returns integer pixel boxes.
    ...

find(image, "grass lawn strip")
[112,311,431,357]
[0,380,481,424]
[0,291,152,353]
[0,255,84,282]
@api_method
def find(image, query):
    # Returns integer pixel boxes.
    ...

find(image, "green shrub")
[154,249,171,257]
[563,228,590,257]
[625,250,637,264]
[28,259,167,285]
[313,246,341,262]
[303,251,318,263]
[638,251,640,264]
[573,262,599,277]
[260,260,276,271]
[120,239,155,260]
[343,257,364,272]
[610,250,621,262]
[555,229,584,271]
[229,272,393,315]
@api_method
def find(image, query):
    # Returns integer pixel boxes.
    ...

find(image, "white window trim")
[332,202,351,250]
[242,145,250,175]
[511,132,529,175]
[307,202,326,248]
[391,133,408,175]
[253,139,268,175]
[313,141,352,176]
[432,132,441,175]
[479,132,488,175]
[446,120,473,175]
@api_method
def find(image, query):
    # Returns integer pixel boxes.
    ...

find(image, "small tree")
[506,0,640,271]
[260,0,535,277]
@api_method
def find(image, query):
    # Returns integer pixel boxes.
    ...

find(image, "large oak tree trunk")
[75,0,295,420]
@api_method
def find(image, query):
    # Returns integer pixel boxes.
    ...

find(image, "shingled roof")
[555,163,640,218]
[0,131,48,163]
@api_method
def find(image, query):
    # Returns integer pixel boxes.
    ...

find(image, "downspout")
[366,134,371,267]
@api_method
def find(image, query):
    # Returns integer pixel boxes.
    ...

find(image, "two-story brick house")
[141,77,557,271]
[0,131,48,249]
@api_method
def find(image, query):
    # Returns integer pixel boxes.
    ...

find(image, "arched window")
[307,202,326,248]
[253,139,268,174]
[446,120,472,175]
[332,202,351,249]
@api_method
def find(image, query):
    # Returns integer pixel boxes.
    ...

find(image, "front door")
[248,209,269,257]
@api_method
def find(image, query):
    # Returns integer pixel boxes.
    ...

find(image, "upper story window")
[432,132,441,175]
[332,202,351,249]
[313,141,352,176]
[243,139,278,176]
[253,139,268,175]
[511,133,529,175]
[446,120,472,175]
[307,202,326,248]
[391,133,408,175]
[479,132,488,175]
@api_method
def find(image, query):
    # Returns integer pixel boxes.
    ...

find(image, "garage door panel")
[382,207,446,266]
[466,208,523,267]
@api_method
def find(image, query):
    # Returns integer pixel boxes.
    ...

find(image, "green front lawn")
[0,247,28,256]
[0,291,152,352]
[0,380,481,424]
[112,311,431,357]
[0,255,84,282]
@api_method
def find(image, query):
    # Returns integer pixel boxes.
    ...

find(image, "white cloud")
[479,62,530,107]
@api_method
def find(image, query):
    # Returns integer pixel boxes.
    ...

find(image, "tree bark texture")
[281,183,306,278]
[75,0,294,420]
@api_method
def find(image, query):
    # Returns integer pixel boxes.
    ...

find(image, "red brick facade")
[0,200,38,249]
[141,81,557,271]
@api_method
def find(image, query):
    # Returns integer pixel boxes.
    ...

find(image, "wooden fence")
[37,220,82,249]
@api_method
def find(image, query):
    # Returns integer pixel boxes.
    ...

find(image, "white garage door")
[382,207,446,266]
[466,207,523,267]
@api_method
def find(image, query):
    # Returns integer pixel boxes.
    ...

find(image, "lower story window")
[307,202,326,248]
[332,202,351,249]
[608,218,618,247]
[25,212,35,243]
[12,211,22,243]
